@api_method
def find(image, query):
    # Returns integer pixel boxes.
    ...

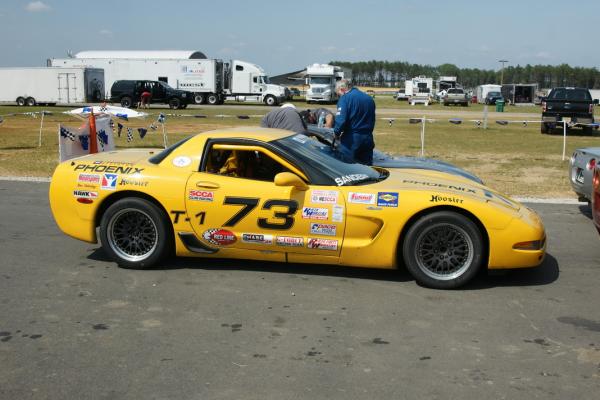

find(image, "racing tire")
[402,211,484,289]
[193,93,205,104]
[120,96,133,108]
[26,97,36,106]
[207,94,219,105]
[99,198,172,269]
[264,95,277,106]
[16,97,26,106]
[540,122,549,134]
[169,98,181,109]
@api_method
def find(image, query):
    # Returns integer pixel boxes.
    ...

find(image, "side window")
[203,145,291,182]
[253,77,258,83]
[236,65,244,71]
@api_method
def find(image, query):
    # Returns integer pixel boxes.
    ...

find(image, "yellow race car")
[49,127,546,289]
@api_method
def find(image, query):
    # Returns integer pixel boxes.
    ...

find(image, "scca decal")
[403,180,477,194]
[202,229,236,246]
[188,190,214,202]
[430,195,463,204]
[74,164,144,174]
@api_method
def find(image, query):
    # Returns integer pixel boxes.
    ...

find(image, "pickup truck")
[541,87,598,134]
[442,88,469,107]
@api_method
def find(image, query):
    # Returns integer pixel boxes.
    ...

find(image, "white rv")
[405,76,434,105]
[476,84,502,104]
[0,67,104,106]
[305,64,352,103]
[49,51,287,106]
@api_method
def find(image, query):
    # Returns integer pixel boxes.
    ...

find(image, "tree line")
[329,60,600,89]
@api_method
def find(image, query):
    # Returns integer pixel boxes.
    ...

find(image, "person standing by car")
[140,85,152,109]
[260,103,307,133]
[300,108,335,128]
[333,79,376,164]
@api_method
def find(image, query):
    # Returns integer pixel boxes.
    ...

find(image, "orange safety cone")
[89,109,98,154]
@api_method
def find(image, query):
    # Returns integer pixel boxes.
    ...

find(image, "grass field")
[1,100,598,198]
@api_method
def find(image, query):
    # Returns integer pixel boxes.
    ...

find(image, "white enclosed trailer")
[49,51,286,105]
[0,67,104,106]
[476,84,502,104]
[405,76,433,105]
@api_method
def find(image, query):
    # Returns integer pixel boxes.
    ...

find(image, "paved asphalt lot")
[1,181,599,399]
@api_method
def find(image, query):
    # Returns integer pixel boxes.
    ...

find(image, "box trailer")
[0,67,104,106]
[501,83,538,105]
[476,84,502,104]
[49,52,287,106]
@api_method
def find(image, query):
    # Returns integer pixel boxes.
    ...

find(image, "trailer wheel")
[169,98,181,109]
[26,97,36,106]
[120,97,133,108]
[16,97,26,107]
[207,94,219,105]
[193,93,205,104]
[264,95,277,106]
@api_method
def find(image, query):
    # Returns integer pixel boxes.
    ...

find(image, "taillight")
[542,101,547,112]
[587,158,596,171]
[590,103,594,114]
[593,169,600,190]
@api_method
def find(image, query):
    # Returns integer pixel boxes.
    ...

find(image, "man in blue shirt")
[333,80,376,164]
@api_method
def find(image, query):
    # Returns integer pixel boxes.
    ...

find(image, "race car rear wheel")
[100,198,172,269]
[402,211,484,289]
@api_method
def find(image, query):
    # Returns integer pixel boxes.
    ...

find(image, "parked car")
[442,88,469,106]
[395,89,408,101]
[591,166,600,234]
[49,127,546,289]
[541,87,598,134]
[110,80,190,109]
[569,147,600,202]
[484,91,504,105]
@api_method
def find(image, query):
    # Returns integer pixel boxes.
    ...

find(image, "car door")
[183,140,346,262]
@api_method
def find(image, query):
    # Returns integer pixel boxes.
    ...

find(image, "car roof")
[186,126,297,144]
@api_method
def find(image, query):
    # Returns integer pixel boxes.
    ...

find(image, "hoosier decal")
[377,192,399,207]
[202,229,236,246]
[430,195,463,204]
[188,190,214,202]
[276,236,304,247]
[302,207,328,220]
[119,178,148,187]
[73,190,98,199]
[348,192,375,204]
[307,238,338,251]
[310,190,338,204]
[241,233,273,245]
[310,223,337,236]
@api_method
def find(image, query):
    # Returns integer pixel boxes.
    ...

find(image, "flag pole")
[38,111,45,147]
[89,109,98,154]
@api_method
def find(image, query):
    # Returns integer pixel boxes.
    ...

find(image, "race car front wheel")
[402,211,484,289]
[100,198,172,269]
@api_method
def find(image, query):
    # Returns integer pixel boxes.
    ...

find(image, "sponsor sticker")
[74,164,144,174]
[119,178,148,187]
[377,192,399,207]
[202,228,236,246]
[332,205,344,222]
[101,173,118,190]
[311,190,338,204]
[430,194,463,204]
[310,223,337,236]
[307,238,338,251]
[77,173,100,184]
[241,233,274,245]
[334,174,369,186]
[348,192,376,204]
[173,156,192,167]
[188,190,214,202]
[302,207,328,220]
[73,190,98,199]
[276,236,304,247]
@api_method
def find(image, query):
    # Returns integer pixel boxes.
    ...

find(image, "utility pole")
[498,60,509,85]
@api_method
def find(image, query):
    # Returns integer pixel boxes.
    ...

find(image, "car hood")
[304,125,483,184]
[71,149,160,165]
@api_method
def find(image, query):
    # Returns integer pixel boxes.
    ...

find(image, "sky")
[0,0,598,76]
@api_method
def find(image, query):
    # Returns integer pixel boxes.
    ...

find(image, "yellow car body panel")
[49,127,546,281]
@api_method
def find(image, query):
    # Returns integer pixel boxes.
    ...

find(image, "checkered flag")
[117,123,123,137]
[127,128,133,143]
[79,135,89,151]
[157,113,165,123]
[60,126,76,141]
[149,123,157,131]
[97,129,109,150]
[109,119,115,131]
[99,104,108,112]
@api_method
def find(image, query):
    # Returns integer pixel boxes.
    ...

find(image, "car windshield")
[488,92,501,96]
[549,88,591,101]
[273,134,385,186]
[158,81,173,89]
[448,89,463,94]
[310,76,331,85]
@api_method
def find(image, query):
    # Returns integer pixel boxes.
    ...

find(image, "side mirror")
[594,99,599,105]
[274,172,309,191]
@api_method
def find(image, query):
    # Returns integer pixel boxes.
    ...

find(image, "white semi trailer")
[49,51,287,106]
[305,64,352,103]
[405,76,434,105]
[0,67,104,106]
